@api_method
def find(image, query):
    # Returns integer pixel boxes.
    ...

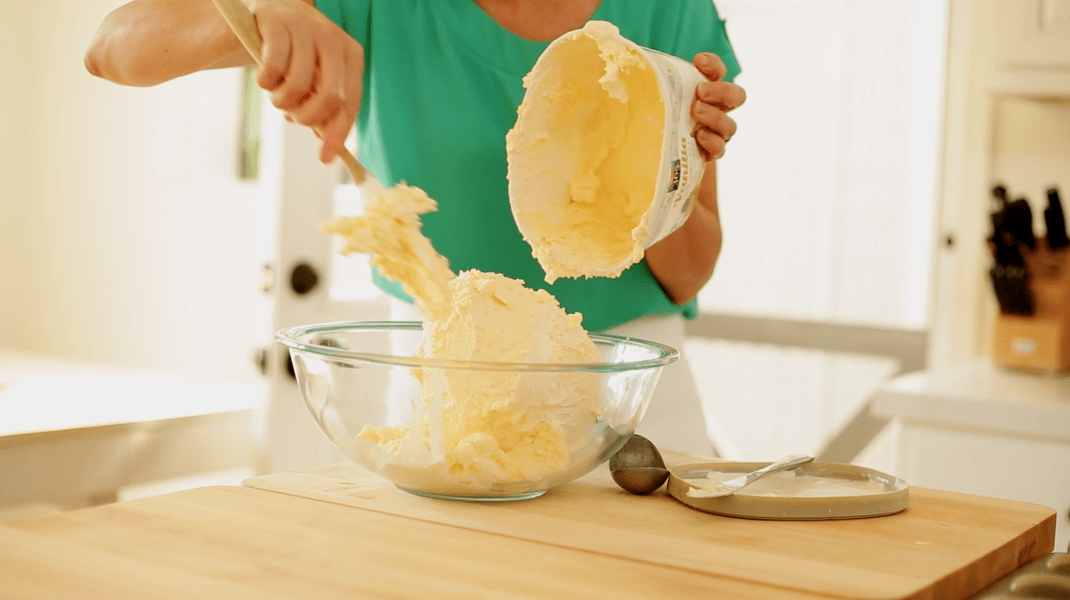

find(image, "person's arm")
[84,0,362,164]
[84,0,255,87]
[645,52,745,304]
[645,163,721,304]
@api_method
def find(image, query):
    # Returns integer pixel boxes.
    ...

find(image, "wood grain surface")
[0,454,1056,600]
[241,455,1056,600]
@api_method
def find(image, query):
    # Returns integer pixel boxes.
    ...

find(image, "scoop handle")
[209,0,371,184]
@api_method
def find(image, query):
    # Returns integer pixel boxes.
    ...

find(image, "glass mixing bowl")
[276,321,678,501]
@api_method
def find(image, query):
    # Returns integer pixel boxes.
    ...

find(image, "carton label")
[640,48,708,247]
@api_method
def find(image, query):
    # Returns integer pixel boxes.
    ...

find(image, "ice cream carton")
[633,46,710,246]
[507,21,708,283]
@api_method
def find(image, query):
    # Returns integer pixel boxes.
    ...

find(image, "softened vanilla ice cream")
[322,184,453,320]
[320,22,697,494]
[323,184,605,490]
[684,471,894,498]
[507,21,708,282]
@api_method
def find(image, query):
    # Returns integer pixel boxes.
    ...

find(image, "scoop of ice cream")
[419,271,603,447]
[425,271,604,483]
[349,271,604,486]
[321,183,454,319]
[506,21,665,283]
[417,270,600,365]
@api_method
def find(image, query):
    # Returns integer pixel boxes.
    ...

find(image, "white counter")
[872,361,1070,442]
[869,361,1070,552]
[0,350,267,510]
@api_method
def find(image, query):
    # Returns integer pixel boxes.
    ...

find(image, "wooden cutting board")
[242,454,1057,600]
[4,486,829,600]
[0,455,1055,600]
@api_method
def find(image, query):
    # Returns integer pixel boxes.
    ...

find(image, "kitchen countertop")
[0,349,263,438]
[866,360,1070,552]
[870,360,1070,442]
[818,360,1070,464]
[0,453,1057,599]
[0,350,264,510]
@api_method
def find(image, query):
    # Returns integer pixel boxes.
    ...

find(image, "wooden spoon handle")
[209,0,371,184]
[210,0,262,60]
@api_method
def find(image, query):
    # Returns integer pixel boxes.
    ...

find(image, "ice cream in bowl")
[275,180,677,500]
[276,21,693,500]
[276,319,676,500]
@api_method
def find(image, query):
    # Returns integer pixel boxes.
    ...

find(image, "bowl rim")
[275,320,679,373]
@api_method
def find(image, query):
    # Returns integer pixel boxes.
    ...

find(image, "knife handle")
[1046,187,1069,250]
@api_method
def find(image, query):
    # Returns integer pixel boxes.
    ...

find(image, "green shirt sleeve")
[657,1,741,83]
[315,0,370,50]
[712,6,742,82]
[692,2,741,82]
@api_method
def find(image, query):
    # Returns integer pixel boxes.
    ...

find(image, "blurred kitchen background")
[1,0,1068,545]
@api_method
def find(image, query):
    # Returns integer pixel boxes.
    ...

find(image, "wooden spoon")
[210,0,383,195]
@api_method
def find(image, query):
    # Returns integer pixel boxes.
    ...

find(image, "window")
[689,0,949,461]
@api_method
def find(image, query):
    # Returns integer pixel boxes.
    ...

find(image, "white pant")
[388,298,714,457]
[603,313,713,457]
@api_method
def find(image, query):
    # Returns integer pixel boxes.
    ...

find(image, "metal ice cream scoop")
[610,434,670,495]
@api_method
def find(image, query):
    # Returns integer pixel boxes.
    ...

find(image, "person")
[85,0,746,457]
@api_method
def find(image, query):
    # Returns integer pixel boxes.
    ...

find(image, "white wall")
[0,0,273,384]
[0,3,33,342]
[2,0,1062,387]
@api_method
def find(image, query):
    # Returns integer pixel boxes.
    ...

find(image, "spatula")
[210,0,384,197]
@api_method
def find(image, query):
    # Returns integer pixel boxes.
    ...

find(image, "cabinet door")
[264,116,388,474]
[897,424,1070,552]
[1004,0,1070,68]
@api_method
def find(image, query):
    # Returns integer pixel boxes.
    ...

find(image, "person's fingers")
[289,44,344,129]
[318,113,350,164]
[313,54,348,163]
[696,81,746,112]
[317,41,364,163]
[270,22,316,111]
[691,95,736,162]
[695,127,726,161]
[249,0,366,164]
[693,52,727,82]
[257,19,291,91]
[691,100,737,142]
[342,42,364,118]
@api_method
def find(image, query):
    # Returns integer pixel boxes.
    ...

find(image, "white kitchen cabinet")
[0,350,266,511]
[1004,0,1070,68]
[869,362,1070,551]
[894,425,1070,552]
[993,0,1070,96]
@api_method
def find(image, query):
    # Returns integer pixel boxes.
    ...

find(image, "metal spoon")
[610,434,670,495]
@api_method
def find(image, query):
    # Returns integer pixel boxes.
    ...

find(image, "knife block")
[992,237,1070,373]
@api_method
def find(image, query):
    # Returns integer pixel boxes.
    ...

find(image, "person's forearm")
[85,0,253,86]
[645,162,722,305]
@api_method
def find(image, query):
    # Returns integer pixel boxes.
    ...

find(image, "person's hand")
[691,52,746,161]
[252,0,364,164]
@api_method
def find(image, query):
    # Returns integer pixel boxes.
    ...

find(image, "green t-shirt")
[315,0,740,332]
